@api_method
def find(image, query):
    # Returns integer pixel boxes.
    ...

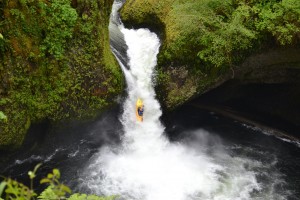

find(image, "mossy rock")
[0,0,124,149]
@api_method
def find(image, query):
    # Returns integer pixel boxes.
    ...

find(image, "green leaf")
[40,178,50,184]
[33,163,42,174]
[68,193,86,200]
[38,186,58,200]
[28,171,36,179]
[0,181,7,197]
[47,173,53,179]
[60,184,71,194]
[5,187,18,196]
[0,111,7,122]
[67,193,116,200]
[52,169,60,179]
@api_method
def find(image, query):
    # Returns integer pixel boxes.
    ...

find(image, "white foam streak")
[119,28,167,153]
[85,26,227,200]
[81,1,285,199]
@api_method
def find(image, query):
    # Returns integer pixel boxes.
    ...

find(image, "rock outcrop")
[0,0,124,149]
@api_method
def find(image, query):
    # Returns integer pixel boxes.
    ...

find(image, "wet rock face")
[192,80,300,140]
[235,48,300,84]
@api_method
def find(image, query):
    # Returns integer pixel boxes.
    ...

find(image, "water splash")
[81,1,288,199]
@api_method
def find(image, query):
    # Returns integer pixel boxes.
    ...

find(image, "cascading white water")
[82,1,287,199]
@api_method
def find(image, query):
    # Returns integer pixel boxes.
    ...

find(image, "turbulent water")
[80,1,291,199]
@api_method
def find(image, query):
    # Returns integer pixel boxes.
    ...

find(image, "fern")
[38,186,59,200]
[0,165,114,200]
[67,193,116,200]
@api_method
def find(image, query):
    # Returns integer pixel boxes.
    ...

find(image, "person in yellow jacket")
[136,98,144,122]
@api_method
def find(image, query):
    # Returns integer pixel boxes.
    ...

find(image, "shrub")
[0,164,115,200]
[40,0,78,59]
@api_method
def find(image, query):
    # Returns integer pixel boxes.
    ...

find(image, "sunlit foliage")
[168,0,300,68]
[0,165,115,200]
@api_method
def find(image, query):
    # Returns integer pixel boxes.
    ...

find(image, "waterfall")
[81,1,288,199]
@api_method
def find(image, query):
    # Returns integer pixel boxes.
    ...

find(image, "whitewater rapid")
[81,1,288,200]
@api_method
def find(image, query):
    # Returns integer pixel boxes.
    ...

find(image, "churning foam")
[81,1,287,199]
[84,25,259,200]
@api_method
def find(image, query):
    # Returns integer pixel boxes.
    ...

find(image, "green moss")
[120,0,174,42]
[0,107,30,150]
[121,0,300,109]
[0,0,124,149]
[156,65,219,110]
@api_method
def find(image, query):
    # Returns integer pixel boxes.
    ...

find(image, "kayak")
[136,98,144,122]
